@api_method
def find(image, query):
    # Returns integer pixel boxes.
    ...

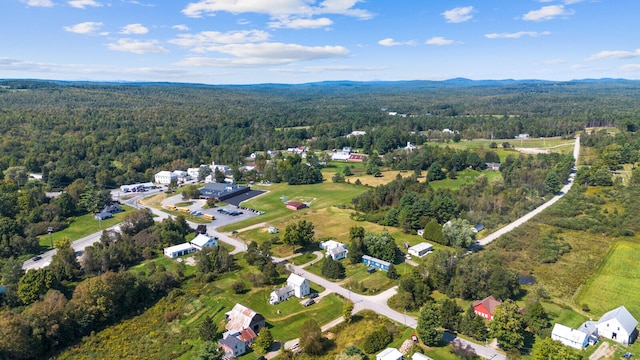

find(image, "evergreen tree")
[423,218,446,245]
[386,263,399,279]
[417,301,442,346]
[198,316,218,341]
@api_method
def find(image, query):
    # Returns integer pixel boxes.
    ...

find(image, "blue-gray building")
[362,255,391,271]
[199,183,250,201]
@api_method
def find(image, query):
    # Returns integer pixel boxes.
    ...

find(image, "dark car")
[32,255,42,261]
[309,292,319,299]
[303,299,315,307]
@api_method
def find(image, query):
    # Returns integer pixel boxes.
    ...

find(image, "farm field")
[574,241,640,317]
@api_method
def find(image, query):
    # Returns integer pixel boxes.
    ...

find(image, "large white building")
[408,242,434,258]
[191,234,218,250]
[596,306,638,345]
[155,170,177,185]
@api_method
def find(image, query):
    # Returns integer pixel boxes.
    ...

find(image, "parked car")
[303,299,315,307]
[32,255,42,261]
[309,292,319,299]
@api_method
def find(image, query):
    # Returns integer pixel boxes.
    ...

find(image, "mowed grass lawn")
[38,205,134,247]
[574,241,640,317]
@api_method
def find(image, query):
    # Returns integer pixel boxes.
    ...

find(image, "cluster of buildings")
[551,306,638,349]
[220,303,266,358]
[331,147,365,162]
[154,162,235,185]
[163,233,218,258]
[319,240,348,261]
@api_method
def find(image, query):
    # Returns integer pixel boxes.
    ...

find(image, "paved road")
[477,136,580,247]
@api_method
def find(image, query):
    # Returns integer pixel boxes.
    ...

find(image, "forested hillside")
[2,79,640,189]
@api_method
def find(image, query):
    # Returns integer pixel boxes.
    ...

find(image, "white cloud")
[485,31,551,39]
[176,42,349,67]
[620,64,640,72]
[120,23,149,34]
[268,17,333,29]
[522,5,574,21]
[441,6,474,23]
[377,38,415,47]
[172,24,190,31]
[63,22,104,34]
[68,0,102,8]
[426,37,455,46]
[107,38,169,54]
[169,30,271,52]
[182,0,373,20]
[21,0,54,7]
[587,49,640,61]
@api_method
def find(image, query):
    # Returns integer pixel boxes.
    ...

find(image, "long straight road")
[477,136,580,246]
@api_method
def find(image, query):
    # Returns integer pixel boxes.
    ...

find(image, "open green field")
[38,205,134,247]
[574,241,640,317]
[429,168,502,190]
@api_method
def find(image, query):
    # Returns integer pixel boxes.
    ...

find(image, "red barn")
[348,154,366,162]
[286,201,307,211]
[473,295,502,321]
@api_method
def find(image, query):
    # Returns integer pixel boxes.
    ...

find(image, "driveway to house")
[443,332,506,360]
[477,136,580,247]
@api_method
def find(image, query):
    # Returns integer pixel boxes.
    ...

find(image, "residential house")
[472,224,485,233]
[408,243,433,258]
[187,167,202,180]
[219,335,246,358]
[163,243,196,258]
[473,295,502,321]
[486,162,501,171]
[362,255,390,271]
[347,131,366,138]
[404,142,416,151]
[516,133,530,139]
[376,348,403,360]
[320,240,348,261]
[225,303,265,334]
[155,170,177,185]
[288,273,310,298]
[190,233,218,250]
[551,323,589,350]
[286,201,307,211]
[269,273,310,304]
[596,306,638,345]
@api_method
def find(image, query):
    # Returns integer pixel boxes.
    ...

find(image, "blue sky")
[2,0,639,84]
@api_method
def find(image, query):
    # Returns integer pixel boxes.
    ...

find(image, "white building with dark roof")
[155,170,177,185]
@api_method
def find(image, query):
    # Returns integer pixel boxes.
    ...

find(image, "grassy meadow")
[38,205,134,247]
[574,241,640,317]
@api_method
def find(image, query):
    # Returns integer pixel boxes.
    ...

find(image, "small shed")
[286,201,307,211]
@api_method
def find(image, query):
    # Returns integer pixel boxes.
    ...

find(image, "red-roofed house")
[348,154,366,162]
[473,295,502,321]
[286,201,307,211]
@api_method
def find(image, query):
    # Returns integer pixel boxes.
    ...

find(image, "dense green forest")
[2,79,640,189]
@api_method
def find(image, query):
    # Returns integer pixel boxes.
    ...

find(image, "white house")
[190,233,218,250]
[155,170,177,185]
[269,273,310,305]
[288,273,310,298]
[408,242,433,258]
[187,167,201,179]
[596,306,638,345]
[551,323,589,350]
[164,243,196,258]
[173,170,188,179]
[331,152,350,161]
[404,142,416,151]
[320,240,348,261]
[376,348,403,360]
